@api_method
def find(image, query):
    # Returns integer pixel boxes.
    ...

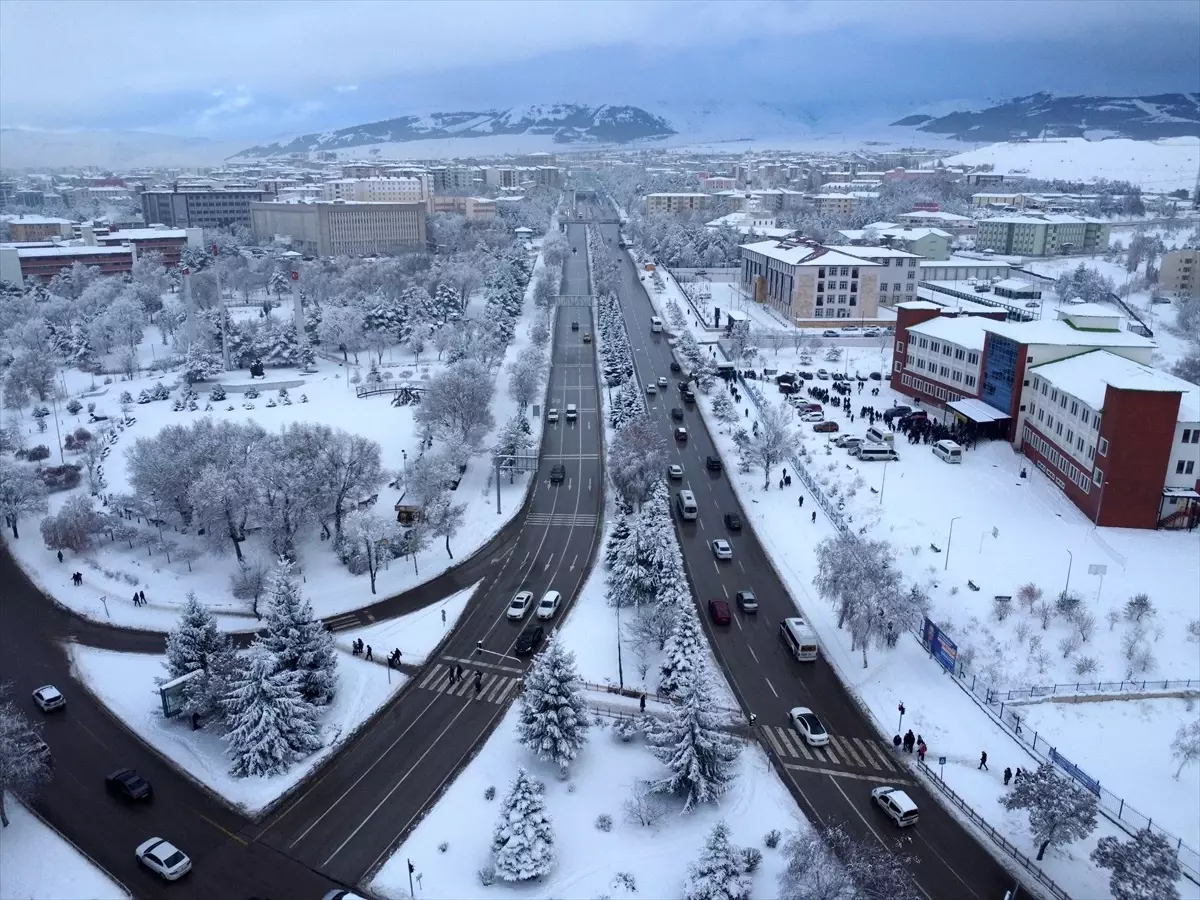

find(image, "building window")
[1185,428,1194,443]
[1070,401,1079,416]
[907,271,915,280]
[1098,437,1109,456]
[1080,409,1089,425]
[896,342,904,353]
[1094,466,1104,486]
[1056,422,1064,436]
[968,352,979,365]
[818,268,826,279]
[1060,394,1068,409]
[852,268,859,278]
[930,341,940,353]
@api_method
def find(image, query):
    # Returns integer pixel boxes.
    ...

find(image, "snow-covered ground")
[943,137,1200,191]
[0,793,130,900]
[369,706,802,900]
[68,644,405,816]
[4,252,550,634]
[341,580,479,666]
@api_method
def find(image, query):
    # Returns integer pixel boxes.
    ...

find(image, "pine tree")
[258,560,338,706]
[222,646,322,777]
[647,665,740,811]
[491,767,555,882]
[1001,762,1098,860]
[685,821,752,900]
[516,637,589,771]
[659,601,705,695]
[163,592,237,718]
[433,283,462,324]
[1091,828,1181,900]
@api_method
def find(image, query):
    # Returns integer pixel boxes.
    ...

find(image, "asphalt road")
[605,218,1026,900]
[254,217,606,888]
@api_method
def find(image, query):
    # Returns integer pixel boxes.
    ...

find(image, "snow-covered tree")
[1001,762,1098,860]
[318,304,368,363]
[1171,719,1200,779]
[343,509,395,594]
[1091,827,1181,900]
[646,664,740,811]
[163,592,237,719]
[491,767,556,882]
[625,600,679,653]
[188,424,262,562]
[0,459,48,539]
[495,414,534,468]
[415,359,496,449]
[658,600,705,695]
[182,343,223,384]
[777,823,915,900]
[0,685,52,827]
[507,344,548,411]
[39,494,107,553]
[742,399,798,489]
[727,320,754,364]
[430,283,463,325]
[516,637,589,772]
[258,560,337,706]
[609,415,667,510]
[222,646,322,778]
[709,392,739,430]
[423,492,467,559]
[684,821,751,900]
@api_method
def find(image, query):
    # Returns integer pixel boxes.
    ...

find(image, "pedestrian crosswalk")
[762,726,902,774]
[525,513,600,527]
[416,662,523,705]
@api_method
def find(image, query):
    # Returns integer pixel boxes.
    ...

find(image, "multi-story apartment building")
[95,225,202,268]
[427,166,478,192]
[842,224,953,261]
[824,244,921,308]
[1160,249,1200,298]
[699,175,737,192]
[890,302,1198,528]
[739,238,881,324]
[0,244,134,285]
[482,167,522,189]
[0,182,13,207]
[321,176,432,205]
[142,188,268,230]
[249,200,427,256]
[972,192,1026,208]
[645,193,710,215]
[429,196,497,221]
[5,215,74,241]
[975,214,1111,256]
[811,192,878,216]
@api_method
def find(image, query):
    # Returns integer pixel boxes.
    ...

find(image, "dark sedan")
[723,512,742,531]
[106,768,153,801]
[708,599,732,625]
[671,407,684,421]
[515,624,545,655]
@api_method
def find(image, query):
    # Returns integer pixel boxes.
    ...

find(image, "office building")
[1,244,134,285]
[141,188,268,230]
[739,237,881,325]
[975,214,1111,256]
[249,200,427,257]
[5,215,75,241]
[645,193,710,215]
[1160,250,1200,299]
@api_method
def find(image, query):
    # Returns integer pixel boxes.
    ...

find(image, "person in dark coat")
[365,645,373,661]
[811,510,817,523]
[139,590,145,605]
[132,591,140,607]
[892,734,902,751]
[978,750,988,771]
[1003,766,1013,786]
[57,550,63,563]
[639,694,646,713]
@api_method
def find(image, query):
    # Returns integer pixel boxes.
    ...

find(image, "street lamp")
[1064,548,1074,598]
[878,459,890,505]
[945,516,961,571]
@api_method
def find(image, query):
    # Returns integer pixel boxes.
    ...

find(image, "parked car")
[32,685,65,713]
[106,768,153,802]
[801,412,824,423]
[822,329,839,337]
[675,427,688,442]
[735,590,758,613]
[788,707,829,746]
[833,434,864,449]
[670,361,681,373]
[657,376,668,388]
[708,599,732,625]
[135,838,192,881]
[682,388,695,403]
[816,369,830,380]
[812,421,839,433]
[645,383,657,396]
[507,590,534,620]
[706,455,723,471]
[862,328,881,337]
[515,624,545,655]
[547,408,559,423]
[869,371,882,381]
[1025,301,1040,308]
[550,464,566,483]
[723,512,742,531]
[711,539,733,560]
[678,380,692,392]
[668,464,684,479]
[671,407,684,421]
[871,786,919,827]
[536,590,562,620]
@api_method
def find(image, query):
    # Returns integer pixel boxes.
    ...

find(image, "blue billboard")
[921,617,959,674]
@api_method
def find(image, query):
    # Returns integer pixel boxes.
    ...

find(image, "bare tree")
[1171,720,1200,780]
[343,510,395,595]
[758,328,788,357]
[624,602,678,653]
[507,345,549,411]
[742,400,799,489]
[229,556,270,618]
[415,359,496,449]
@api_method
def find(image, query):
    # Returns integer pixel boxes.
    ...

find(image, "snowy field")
[69,644,405,815]
[0,794,130,900]
[3,253,550,634]
[369,706,803,900]
[342,580,479,666]
[943,137,1200,191]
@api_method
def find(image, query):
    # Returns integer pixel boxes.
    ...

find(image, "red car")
[708,599,732,625]
[812,420,839,433]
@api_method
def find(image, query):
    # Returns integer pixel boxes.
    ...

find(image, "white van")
[865,426,894,446]
[933,439,963,464]
[650,316,664,333]
[780,617,819,661]
[566,403,578,421]
[853,443,899,462]
[676,489,698,520]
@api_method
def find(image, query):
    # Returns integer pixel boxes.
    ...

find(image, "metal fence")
[917,762,1072,900]
[967,676,1199,704]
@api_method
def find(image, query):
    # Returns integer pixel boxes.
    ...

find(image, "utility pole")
[181,267,196,352]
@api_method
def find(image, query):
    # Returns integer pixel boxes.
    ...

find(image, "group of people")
[131,590,147,607]
[351,639,372,660]
[447,664,485,696]
[893,729,928,762]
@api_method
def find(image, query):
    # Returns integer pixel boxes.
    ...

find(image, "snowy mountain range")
[232,105,676,158]
[892,92,1200,142]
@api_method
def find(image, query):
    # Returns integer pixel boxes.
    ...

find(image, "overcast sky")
[1,0,1197,141]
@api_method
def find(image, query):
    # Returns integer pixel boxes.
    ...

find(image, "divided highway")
[603,217,1024,900]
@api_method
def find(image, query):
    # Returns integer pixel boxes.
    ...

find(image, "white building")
[901,314,987,401]
[823,244,922,308]
[322,176,432,206]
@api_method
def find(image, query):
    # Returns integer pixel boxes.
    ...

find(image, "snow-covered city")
[1,3,1198,900]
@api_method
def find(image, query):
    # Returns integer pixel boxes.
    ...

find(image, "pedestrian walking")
[441,608,447,625]
[448,666,456,685]
[903,729,915,753]
[639,693,646,713]
[892,734,902,751]
[365,645,373,661]
[978,750,988,771]
[811,510,817,523]
[455,664,463,681]
[132,591,140,607]
[798,495,804,507]
[57,550,63,563]
[474,670,483,697]
[139,590,145,605]
[917,741,927,763]
[1003,767,1012,786]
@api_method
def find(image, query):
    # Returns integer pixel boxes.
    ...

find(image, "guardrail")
[916,761,1073,900]
[354,383,426,400]
[968,676,1199,704]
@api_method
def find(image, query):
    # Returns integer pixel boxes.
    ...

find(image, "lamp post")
[1064,548,1074,598]
[878,459,890,505]
[945,516,961,571]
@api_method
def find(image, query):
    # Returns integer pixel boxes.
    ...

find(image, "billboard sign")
[921,617,959,674]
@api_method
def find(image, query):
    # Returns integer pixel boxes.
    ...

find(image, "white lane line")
[860,739,897,772]
[784,763,915,786]
[762,726,788,758]
[832,735,865,768]
[763,676,779,699]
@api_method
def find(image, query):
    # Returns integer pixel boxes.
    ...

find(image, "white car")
[657,376,668,388]
[801,412,824,423]
[506,590,534,620]
[668,464,684,479]
[711,539,733,560]
[871,786,919,827]
[536,590,562,620]
[547,408,559,423]
[646,383,657,395]
[816,369,830,380]
[32,685,65,713]
[788,707,829,746]
[833,435,864,449]
[135,837,192,881]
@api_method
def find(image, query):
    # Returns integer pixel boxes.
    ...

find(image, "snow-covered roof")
[900,210,973,223]
[739,240,880,268]
[906,315,988,351]
[981,213,1107,226]
[1056,302,1119,319]
[1032,350,1199,420]
[823,245,920,259]
[895,300,942,311]
[98,228,187,241]
[2,214,73,225]
[992,278,1039,292]
[981,318,1154,350]
[14,245,132,258]
[919,255,1008,269]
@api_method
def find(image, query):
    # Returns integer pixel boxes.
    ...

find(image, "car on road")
[871,786,919,827]
[812,421,839,433]
[711,539,733,560]
[706,455,723,472]
[32,685,65,713]
[668,464,684,479]
[675,426,688,442]
[515,624,545,656]
[547,408,559,423]
[801,411,824,423]
[671,407,684,421]
[788,707,829,746]
[735,590,758,613]
[571,321,579,330]
[507,590,534,620]
[822,329,839,337]
[536,590,562,620]
[1025,301,1040,308]
[682,388,695,403]
[862,328,881,337]
[678,380,691,392]
[708,599,732,625]
[816,369,830,380]
[106,768,153,802]
[550,464,566,483]
[833,435,864,449]
[645,383,657,396]
[723,512,742,531]
[135,837,192,881]
[670,361,681,373]
[657,376,668,388]
[582,332,592,342]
